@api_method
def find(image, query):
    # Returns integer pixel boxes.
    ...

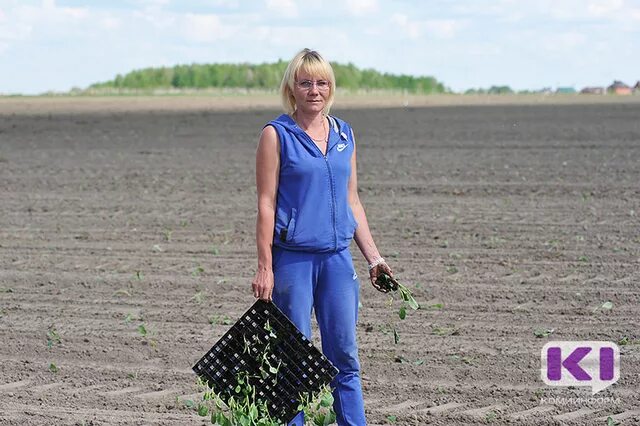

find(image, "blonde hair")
[280,48,336,116]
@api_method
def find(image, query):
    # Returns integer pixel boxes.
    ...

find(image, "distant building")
[581,87,605,95]
[634,81,640,94]
[556,87,576,94]
[607,80,632,95]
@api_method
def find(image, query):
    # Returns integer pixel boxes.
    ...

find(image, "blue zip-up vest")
[266,114,358,253]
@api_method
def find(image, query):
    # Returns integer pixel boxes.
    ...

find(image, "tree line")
[89,61,447,94]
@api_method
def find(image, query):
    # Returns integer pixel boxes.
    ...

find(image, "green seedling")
[578,255,589,262]
[124,313,140,325]
[426,303,444,310]
[152,244,163,252]
[607,416,619,426]
[209,314,232,326]
[534,328,555,338]
[0,287,14,293]
[180,219,189,227]
[593,301,613,313]
[137,324,148,337]
[113,288,131,297]
[485,410,497,422]
[386,414,397,423]
[192,266,205,277]
[431,325,459,336]
[49,362,59,373]
[163,228,173,242]
[192,291,204,304]
[134,271,144,281]
[445,265,458,274]
[47,326,61,349]
[618,336,631,346]
[376,274,420,344]
[211,246,220,256]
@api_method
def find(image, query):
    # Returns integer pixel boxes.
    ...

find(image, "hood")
[270,114,350,156]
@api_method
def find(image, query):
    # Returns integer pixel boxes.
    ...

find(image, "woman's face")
[292,71,331,115]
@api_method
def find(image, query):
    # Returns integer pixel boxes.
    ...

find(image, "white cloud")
[587,0,624,18]
[182,13,227,42]
[542,31,587,52]
[391,13,421,39]
[346,0,379,16]
[266,0,298,18]
[424,19,465,39]
[101,16,121,30]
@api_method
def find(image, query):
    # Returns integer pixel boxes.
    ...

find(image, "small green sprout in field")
[47,326,61,349]
[0,287,14,293]
[431,324,459,336]
[485,410,497,422]
[192,266,205,277]
[484,236,506,249]
[113,288,131,297]
[127,371,138,380]
[134,270,144,281]
[593,301,613,313]
[210,245,220,256]
[607,416,620,426]
[49,362,59,373]
[534,328,555,338]
[216,277,227,285]
[124,313,136,324]
[163,228,173,242]
[180,219,189,227]
[137,324,147,337]
[445,265,458,274]
[192,291,204,304]
[578,255,589,263]
[209,314,232,326]
[449,354,474,365]
[152,244,163,252]
[448,252,462,260]
[136,323,158,348]
[617,336,637,346]
[386,414,397,423]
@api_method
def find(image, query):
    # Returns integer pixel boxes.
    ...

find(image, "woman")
[252,48,393,426]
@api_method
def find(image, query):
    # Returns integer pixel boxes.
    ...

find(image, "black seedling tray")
[193,299,338,423]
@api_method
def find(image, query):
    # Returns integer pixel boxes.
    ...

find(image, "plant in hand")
[375,273,420,344]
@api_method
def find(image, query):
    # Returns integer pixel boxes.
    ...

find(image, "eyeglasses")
[295,80,331,91]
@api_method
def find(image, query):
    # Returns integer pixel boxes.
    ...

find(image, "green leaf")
[197,404,209,416]
[386,414,397,423]
[393,327,400,344]
[137,324,147,337]
[320,392,334,408]
[49,362,59,373]
[183,399,194,408]
[414,359,425,365]
[601,301,613,310]
[533,328,554,338]
[398,305,406,320]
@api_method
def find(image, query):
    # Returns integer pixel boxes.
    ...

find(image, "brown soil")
[0,100,639,425]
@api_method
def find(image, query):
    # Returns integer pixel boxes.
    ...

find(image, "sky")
[1,0,639,94]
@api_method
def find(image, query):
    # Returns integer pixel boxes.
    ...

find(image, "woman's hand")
[369,261,394,293]
[252,267,274,301]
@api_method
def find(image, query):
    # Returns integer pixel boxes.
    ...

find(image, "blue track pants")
[272,246,366,426]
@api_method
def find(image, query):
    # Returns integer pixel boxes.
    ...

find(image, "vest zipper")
[302,132,338,252]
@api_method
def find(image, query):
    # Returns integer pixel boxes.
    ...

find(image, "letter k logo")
[547,346,591,381]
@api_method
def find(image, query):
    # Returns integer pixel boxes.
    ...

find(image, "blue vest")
[266,114,358,253]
